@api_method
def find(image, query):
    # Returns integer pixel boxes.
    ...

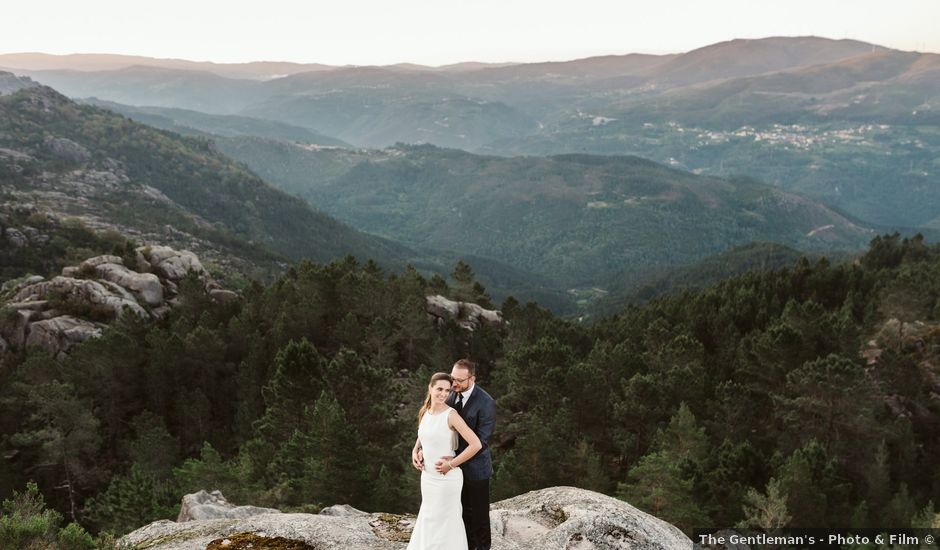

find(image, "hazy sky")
[3,0,938,65]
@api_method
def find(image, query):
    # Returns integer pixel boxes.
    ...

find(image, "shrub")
[57,522,96,550]
[0,482,102,550]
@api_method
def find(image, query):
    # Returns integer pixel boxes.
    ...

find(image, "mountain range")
[6,37,936,232]
[1,71,879,313]
[4,36,936,312]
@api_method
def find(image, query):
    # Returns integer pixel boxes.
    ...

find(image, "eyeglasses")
[452,375,472,383]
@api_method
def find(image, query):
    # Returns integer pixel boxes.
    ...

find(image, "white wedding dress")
[407,407,468,550]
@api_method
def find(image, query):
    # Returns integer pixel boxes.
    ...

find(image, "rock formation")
[0,246,236,358]
[177,490,280,522]
[425,294,504,331]
[43,135,92,163]
[123,486,692,550]
[0,71,38,95]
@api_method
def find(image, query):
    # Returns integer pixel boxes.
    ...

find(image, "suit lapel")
[462,387,477,413]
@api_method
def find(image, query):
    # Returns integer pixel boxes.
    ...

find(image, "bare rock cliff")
[123,486,692,550]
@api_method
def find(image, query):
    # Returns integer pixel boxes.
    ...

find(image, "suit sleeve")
[475,396,496,450]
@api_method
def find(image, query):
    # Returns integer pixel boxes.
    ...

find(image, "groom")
[437,358,495,550]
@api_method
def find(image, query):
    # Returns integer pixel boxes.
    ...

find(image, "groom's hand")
[411,449,424,470]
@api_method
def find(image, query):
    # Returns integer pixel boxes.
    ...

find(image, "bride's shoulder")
[445,407,464,422]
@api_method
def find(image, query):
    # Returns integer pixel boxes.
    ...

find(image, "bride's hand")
[412,449,424,470]
[434,456,456,474]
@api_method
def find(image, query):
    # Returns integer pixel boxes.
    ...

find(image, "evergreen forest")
[2,232,940,542]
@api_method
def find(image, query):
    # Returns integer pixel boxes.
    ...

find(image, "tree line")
[1,233,939,544]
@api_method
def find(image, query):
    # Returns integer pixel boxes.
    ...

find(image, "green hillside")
[0,83,410,279]
[218,142,873,291]
[596,242,815,312]
[242,90,538,149]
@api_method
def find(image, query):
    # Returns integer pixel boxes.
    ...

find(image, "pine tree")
[510,409,575,490]
[850,501,870,529]
[617,451,709,532]
[775,354,880,464]
[174,442,253,504]
[84,464,177,536]
[8,380,102,522]
[654,403,708,461]
[883,483,917,528]
[863,441,891,515]
[617,404,710,533]
[737,478,791,530]
[124,411,179,480]
[491,450,525,501]
[368,465,401,513]
[243,338,327,481]
[296,391,364,507]
[699,439,766,527]
[911,500,936,528]
[568,439,610,492]
[774,440,848,527]
[450,261,475,300]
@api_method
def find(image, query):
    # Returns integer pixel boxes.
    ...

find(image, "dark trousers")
[461,477,491,550]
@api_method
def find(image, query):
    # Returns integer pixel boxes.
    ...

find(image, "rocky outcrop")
[491,486,691,549]
[0,246,236,358]
[43,136,91,163]
[0,71,39,95]
[123,487,692,550]
[426,295,504,331]
[24,316,103,354]
[320,504,370,517]
[209,289,239,304]
[2,208,52,249]
[12,276,149,319]
[143,245,210,281]
[92,261,164,306]
[177,490,280,522]
[4,227,29,247]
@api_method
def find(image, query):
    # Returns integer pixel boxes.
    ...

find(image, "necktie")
[455,392,463,413]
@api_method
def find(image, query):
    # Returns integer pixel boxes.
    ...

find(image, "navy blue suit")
[446,385,496,480]
[446,385,495,550]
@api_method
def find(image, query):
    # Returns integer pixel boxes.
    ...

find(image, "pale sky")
[3,0,938,66]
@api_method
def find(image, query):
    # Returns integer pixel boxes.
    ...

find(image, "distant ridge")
[0,52,336,80]
[0,36,886,83]
[644,36,889,86]
[5,37,935,237]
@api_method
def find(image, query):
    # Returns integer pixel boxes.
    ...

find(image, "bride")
[407,372,482,550]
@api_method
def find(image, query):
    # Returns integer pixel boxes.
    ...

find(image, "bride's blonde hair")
[418,372,453,426]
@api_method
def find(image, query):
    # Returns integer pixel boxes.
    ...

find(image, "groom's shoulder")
[475,385,495,405]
